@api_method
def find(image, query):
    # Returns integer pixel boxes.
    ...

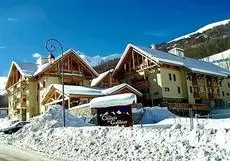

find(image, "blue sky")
[0,0,229,76]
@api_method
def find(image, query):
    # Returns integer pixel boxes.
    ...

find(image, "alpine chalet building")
[112,44,230,111]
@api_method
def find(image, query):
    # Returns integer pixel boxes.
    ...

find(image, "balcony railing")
[193,92,200,98]
[213,93,221,99]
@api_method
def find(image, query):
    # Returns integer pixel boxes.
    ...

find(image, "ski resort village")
[1,1,230,160]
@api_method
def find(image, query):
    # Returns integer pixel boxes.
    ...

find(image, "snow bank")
[90,93,136,108]
[210,108,230,118]
[14,105,88,137]
[156,117,230,130]
[2,105,230,160]
[142,107,175,124]
[10,124,230,161]
[132,107,175,124]
[0,118,12,129]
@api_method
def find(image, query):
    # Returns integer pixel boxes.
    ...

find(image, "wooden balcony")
[192,81,198,86]
[193,92,200,99]
[134,81,150,90]
[199,92,207,99]
[213,93,221,99]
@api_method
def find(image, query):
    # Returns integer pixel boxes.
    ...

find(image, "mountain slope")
[79,54,121,67]
[169,19,230,43]
[156,19,230,59]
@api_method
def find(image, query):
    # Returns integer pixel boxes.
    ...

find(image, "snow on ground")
[10,123,230,161]
[210,108,230,118]
[18,105,89,131]
[155,117,230,130]
[0,118,12,129]
[1,105,230,160]
[132,106,175,124]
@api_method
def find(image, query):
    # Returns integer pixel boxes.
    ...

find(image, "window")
[190,86,192,93]
[228,82,230,88]
[219,81,222,87]
[222,91,225,97]
[227,93,230,96]
[178,87,181,94]
[165,87,170,92]
[173,74,176,81]
[217,88,219,93]
[169,74,172,81]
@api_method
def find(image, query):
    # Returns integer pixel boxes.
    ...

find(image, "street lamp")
[45,38,65,127]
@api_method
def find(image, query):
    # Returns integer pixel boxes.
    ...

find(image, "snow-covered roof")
[113,43,230,77]
[12,61,37,77]
[33,49,98,77]
[89,93,137,108]
[53,84,103,96]
[169,19,230,43]
[202,49,230,63]
[91,69,113,87]
[6,49,99,89]
[48,83,142,97]
[42,83,142,104]
[102,83,142,96]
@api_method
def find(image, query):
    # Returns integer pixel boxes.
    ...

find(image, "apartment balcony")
[197,81,205,86]
[213,93,221,99]
[193,92,200,99]
[199,92,207,99]
[134,81,150,90]
[208,93,214,99]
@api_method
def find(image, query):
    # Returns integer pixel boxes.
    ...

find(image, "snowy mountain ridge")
[0,77,7,96]
[169,19,230,43]
[80,53,121,67]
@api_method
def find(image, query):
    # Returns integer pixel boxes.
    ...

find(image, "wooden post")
[68,98,71,109]
[189,107,193,130]
[132,50,135,70]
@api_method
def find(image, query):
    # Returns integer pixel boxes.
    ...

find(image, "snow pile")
[9,123,230,161]
[169,19,230,42]
[155,117,230,130]
[14,105,88,137]
[210,108,230,118]
[0,118,12,129]
[132,107,175,124]
[91,69,113,87]
[142,107,175,124]
[90,93,136,108]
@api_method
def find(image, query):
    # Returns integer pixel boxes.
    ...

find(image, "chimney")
[150,44,156,49]
[48,53,55,63]
[36,57,49,66]
[168,48,184,57]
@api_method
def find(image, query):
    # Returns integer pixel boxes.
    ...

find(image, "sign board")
[97,105,132,127]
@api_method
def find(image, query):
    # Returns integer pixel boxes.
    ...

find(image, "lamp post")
[45,39,65,127]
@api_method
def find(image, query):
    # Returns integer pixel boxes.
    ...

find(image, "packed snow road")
[0,144,59,161]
